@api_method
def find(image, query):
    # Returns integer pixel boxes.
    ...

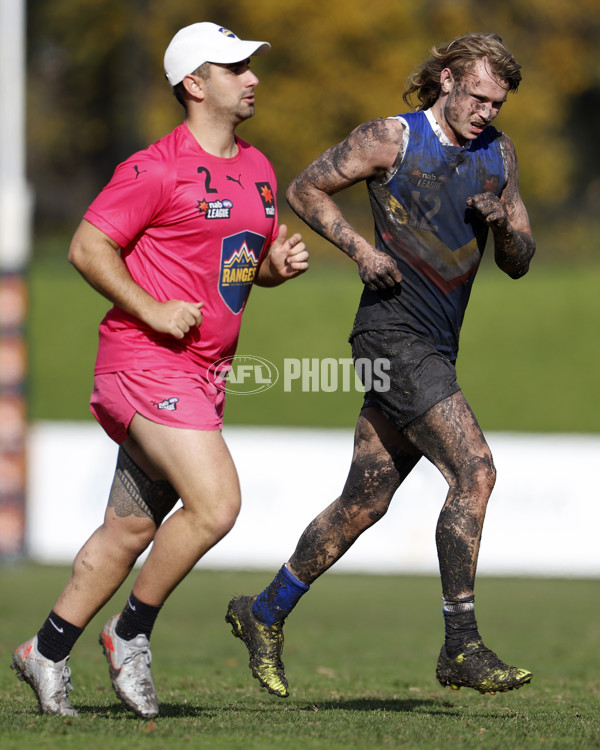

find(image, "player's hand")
[356,246,402,291]
[146,300,204,339]
[467,193,508,231]
[266,224,309,281]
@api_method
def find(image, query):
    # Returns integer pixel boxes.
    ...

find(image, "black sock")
[442,597,480,659]
[37,610,83,662]
[115,592,162,641]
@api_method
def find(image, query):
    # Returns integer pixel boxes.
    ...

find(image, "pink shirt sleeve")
[84,154,172,248]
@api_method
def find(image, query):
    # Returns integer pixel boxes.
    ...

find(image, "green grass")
[27,252,600,432]
[457,258,600,433]
[1,565,598,749]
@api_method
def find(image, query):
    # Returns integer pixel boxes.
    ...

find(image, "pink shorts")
[90,369,226,444]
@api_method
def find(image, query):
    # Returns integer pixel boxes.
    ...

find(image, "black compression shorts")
[351,329,461,431]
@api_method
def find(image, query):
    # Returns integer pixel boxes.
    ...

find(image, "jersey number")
[408,190,440,232]
[197,167,218,194]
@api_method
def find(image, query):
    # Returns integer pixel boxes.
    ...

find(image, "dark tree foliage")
[26,0,600,246]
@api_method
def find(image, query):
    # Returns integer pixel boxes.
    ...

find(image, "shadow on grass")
[76,696,459,720]
[310,698,457,714]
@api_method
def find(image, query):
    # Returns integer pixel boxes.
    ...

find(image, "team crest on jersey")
[255,182,276,218]
[197,198,233,219]
[219,231,266,313]
[483,174,501,193]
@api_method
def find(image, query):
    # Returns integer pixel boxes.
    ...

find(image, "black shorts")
[351,329,460,431]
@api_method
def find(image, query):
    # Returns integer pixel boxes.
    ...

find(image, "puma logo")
[227,174,244,189]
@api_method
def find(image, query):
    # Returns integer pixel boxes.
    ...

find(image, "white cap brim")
[164,23,271,86]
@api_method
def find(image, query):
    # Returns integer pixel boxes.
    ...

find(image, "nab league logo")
[255,182,275,218]
[197,197,233,219]
[219,231,266,314]
[409,169,448,191]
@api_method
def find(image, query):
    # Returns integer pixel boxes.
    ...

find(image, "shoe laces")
[122,641,152,668]
[461,638,489,654]
[461,641,507,669]
[59,663,74,694]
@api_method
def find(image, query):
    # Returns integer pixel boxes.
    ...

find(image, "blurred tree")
[26,0,600,255]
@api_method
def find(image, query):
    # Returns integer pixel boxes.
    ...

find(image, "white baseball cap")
[164,23,271,86]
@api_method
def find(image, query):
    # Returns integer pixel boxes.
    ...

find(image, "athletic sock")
[253,565,310,626]
[36,610,83,662]
[442,596,480,659]
[115,592,162,641]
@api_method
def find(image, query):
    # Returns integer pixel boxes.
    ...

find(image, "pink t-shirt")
[84,122,278,377]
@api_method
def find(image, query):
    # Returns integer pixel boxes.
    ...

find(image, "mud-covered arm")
[286,118,404,290]
[467,134,535,279]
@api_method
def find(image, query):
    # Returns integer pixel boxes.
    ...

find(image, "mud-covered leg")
[226,407,421,697]
[288,407,421,583]
[403,391,532,693]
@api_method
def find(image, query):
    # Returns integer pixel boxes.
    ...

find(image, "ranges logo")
[255,182,275,218]
[219,231,266,313]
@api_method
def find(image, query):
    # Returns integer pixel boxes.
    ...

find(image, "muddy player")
[226,32,535,697]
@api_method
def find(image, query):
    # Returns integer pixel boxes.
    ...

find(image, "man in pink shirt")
[12,22,308,719]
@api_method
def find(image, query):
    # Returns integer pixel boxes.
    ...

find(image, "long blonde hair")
[403,33,522,111]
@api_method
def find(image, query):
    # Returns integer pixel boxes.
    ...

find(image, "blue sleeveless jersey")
[352,110,506,360]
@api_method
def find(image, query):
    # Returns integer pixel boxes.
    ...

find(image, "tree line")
[27,0,600,259]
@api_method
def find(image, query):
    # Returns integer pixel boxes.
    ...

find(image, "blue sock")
[253,565,309,625]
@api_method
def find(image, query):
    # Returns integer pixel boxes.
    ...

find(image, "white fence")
[26,422,600,578]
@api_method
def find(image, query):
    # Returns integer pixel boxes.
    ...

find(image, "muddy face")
[433,59,509,146]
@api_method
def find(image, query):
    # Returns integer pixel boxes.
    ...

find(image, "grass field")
[1,565,598,749]
[17,236,600,748]
[27,251,600,433]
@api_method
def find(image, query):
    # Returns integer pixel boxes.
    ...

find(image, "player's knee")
[107,516,157,559]
[211,502,240,540]
[188,494,240,543]
[344,451,401,504]
[456,454,496,498]
[357,500,390,530]
[475,454,496,494]
[335,489,391,536]
[128,523,158,555]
